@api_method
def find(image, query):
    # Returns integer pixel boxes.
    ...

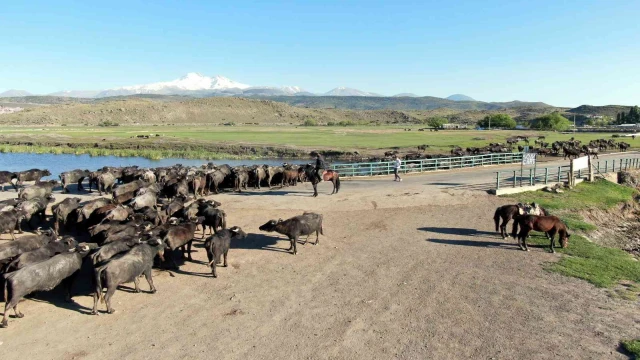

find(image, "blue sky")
[2,0,639,106]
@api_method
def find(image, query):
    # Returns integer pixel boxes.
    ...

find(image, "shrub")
[303,119,318,126]
[530,112,571,131]
[98,120,119,127]
[477,114,516,129]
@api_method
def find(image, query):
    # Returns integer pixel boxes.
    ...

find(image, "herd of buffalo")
[0,163,325,327]
[377,136,633,161]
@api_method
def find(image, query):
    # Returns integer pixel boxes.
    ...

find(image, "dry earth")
[0,176,638,359]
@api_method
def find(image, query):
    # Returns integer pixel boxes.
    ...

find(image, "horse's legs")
[548,228,558,253]
[312,182,318,197]
[331,178,336,195]
[518,229,530,251]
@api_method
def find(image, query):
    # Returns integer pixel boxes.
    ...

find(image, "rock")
[618,171,638,188]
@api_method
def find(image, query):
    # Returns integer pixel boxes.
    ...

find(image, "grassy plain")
[0,125,630,159]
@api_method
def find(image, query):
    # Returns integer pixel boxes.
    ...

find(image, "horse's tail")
[320,214,324,235]
[493,207,501,232]
[335,174,340,193]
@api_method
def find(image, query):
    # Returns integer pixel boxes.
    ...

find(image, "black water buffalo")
[130,191,157,211]
[249,166,267,189]
[5,236,78,272]
[1,244,91,327]
[163,195,188,218]
[0,171,18,192]
[97,171,116,195]
[18,180,58,200]
[113,179,144,198]
[90,236,141,265]
[92,238,163,314]
[199,207,226,238]
[18,195,55,230]
[77,198,113,225]
[265,166,284,189]
[0,199,21,213]
[161,218,203,265]
[191,174,207,198]
[0,229,57,263]
[206,166,232,194]
[16,169,51,184]
[0,210,25,240]
[259,212,324,255]
[204,226,247,278]
[232,168,249,192]
[52,197,81,234]
[163,178,189,200]
[60,169,91,193]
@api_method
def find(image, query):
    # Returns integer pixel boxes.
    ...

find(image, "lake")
[0,153,307,179]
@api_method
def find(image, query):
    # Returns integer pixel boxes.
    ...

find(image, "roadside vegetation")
[512,180,640,288]
[621,339,640,359]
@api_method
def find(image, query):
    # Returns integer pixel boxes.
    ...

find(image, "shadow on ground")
[418,227,497,237]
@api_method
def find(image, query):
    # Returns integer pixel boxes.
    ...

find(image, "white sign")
[522,153,536,165]
[572,156,589,170]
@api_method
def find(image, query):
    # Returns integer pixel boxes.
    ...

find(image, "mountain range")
[0,72,475,101]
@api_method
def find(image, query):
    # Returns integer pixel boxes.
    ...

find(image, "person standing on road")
[393,155,402,182]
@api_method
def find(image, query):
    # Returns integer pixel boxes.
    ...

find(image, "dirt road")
[0,173,637,359]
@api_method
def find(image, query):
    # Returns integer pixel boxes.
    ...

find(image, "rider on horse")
[315,153,325,183]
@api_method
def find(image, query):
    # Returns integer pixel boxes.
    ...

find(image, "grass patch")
[513,179,636,211]
[526,234,640,287]
[621,340,640,358]
[560,213,597,232]
[0,126,627,152]
[512,180,640,288]
[0,144,252,161]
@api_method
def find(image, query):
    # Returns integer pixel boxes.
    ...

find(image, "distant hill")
[446,94,475,101]
[247,95,552,111]
[0,89,32,97]
[392,93,419,97]
[567,105,632,118]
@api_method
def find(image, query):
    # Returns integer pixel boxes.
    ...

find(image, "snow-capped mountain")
[242,85,309,96]
[96,73,251,97]
[324,87,381,97]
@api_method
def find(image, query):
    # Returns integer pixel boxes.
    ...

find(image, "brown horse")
[493,203,548,239]
[513,215,570,252]
[303,164,341,197]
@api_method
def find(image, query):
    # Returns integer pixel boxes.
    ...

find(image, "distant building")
[616,123,640,128]
[442,123,468,129]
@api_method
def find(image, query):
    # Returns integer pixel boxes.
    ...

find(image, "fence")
[494,157,640,190]
[332,152,523,178]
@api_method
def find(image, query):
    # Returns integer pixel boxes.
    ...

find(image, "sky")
[1,0,639,107]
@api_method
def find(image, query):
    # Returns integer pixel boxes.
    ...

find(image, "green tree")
[427,117,446,129]
[530,112,571,131]
[584,118,595,126]
[616,113,621,124]
[303,119,318,126]
[476,114,516,129]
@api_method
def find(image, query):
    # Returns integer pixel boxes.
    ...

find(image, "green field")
[0,125,631,159]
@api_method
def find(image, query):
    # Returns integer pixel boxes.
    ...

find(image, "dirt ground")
[0,177,638,359]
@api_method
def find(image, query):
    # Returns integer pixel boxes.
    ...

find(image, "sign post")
[521,152,536,186]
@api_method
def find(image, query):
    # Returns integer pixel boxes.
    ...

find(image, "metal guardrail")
[495,157,640,190]
[332,152,524,178]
